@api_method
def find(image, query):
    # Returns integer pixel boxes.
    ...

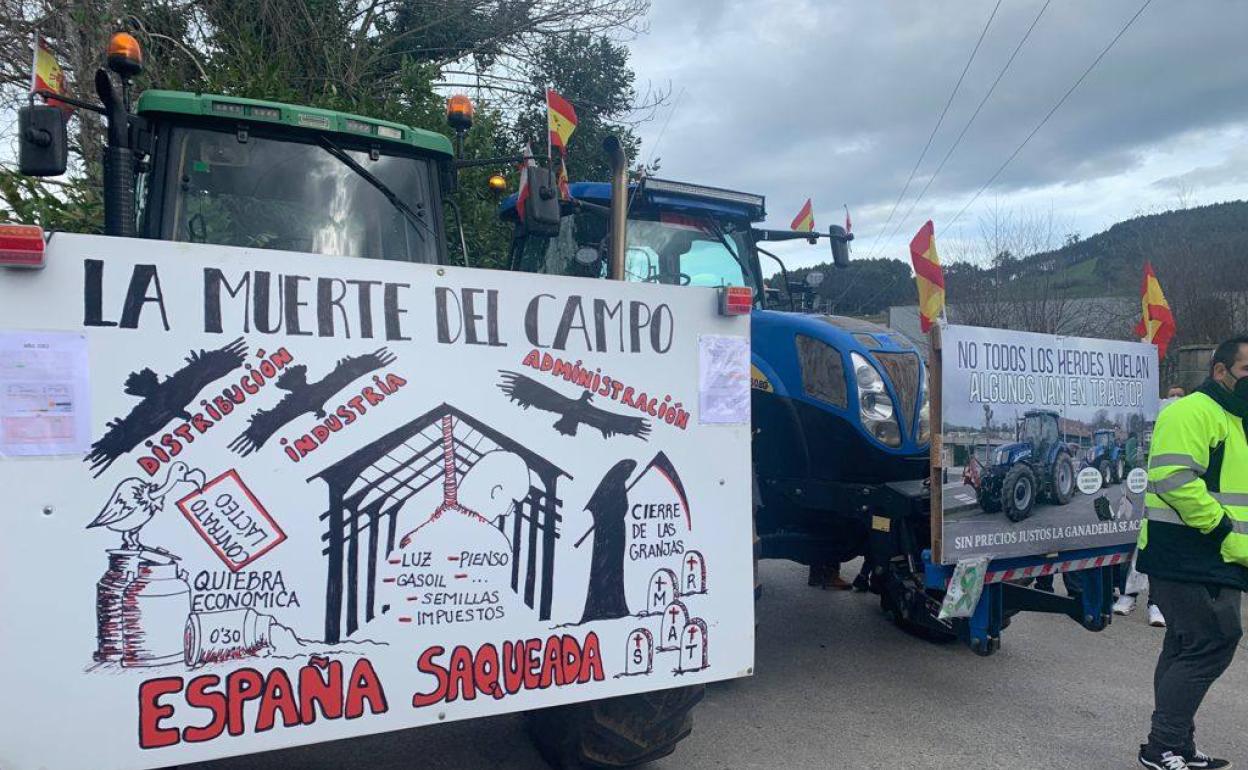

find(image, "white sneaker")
[1149,604,1167,627]
[1114,594,1138,615]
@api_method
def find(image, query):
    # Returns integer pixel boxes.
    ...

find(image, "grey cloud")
[629,0,1248,245]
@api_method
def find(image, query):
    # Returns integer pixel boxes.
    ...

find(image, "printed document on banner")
[698,334,750,424]
[0,330,90,456]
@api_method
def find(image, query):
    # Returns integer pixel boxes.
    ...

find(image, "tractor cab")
[129,92,453,262]
[505,179,765,293]
[1018,410,1062,457]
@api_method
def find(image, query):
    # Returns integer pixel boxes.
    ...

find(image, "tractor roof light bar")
[640,177,765,211]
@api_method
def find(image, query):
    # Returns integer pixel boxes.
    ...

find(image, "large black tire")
[978,488,1001,513]
[1049,453,1075,505]
[526,686,705,769]
[1098,460,1113,490]
[1002,464,1037,522]
[1114,457,1126,484]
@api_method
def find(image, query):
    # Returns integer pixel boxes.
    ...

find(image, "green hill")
[785,200,1248,315]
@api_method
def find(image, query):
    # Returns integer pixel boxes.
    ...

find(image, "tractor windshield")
[513,209,756,290]
[1095,431,1114,448]
[1021,413,1058,444]
[160,126,443,262]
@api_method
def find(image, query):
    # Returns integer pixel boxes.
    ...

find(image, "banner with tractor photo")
[937,324,1160,564]
[0,234,754,770]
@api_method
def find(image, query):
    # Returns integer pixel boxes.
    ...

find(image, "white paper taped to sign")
[0,330,91,456]
[698,334,750,424]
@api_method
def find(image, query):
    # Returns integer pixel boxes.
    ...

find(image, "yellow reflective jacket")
[1137,381,1248,589]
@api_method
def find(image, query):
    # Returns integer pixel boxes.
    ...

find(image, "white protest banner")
[0,234,754,770]
[939,324,1159,563]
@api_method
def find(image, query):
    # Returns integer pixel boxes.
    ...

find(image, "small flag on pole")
[1134,261,1176,360]
[844,204,852,235]
[909,220,945,333]
[556,152,571,201]
[515,144,536,222]
[547,89,578,151]
[30,33,70,114]
[790,198,815,232]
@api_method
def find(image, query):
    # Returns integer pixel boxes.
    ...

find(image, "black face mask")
[1234,373,1248,401]
[1199,377,1248,421]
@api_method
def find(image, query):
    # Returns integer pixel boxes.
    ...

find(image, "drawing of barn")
[310,403,570,642]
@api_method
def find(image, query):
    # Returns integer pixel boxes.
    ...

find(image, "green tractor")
[16,32,697,770]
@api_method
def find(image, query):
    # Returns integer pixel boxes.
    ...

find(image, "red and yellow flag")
[790,198,815,232]
[556,153,571,201]
[1134,261,1176,359]
[31,34,69,113]
[547,89,578,151]
[909,220,945,333]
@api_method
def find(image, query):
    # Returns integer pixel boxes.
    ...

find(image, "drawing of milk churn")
[657,599,689,652]
[185,608,278,667]
[643,568,679,616]
[676,618,709,673]
[681,550,707,595]
[622,628,655,676]
[120,557,192,666]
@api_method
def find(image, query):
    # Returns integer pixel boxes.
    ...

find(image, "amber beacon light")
[107,32,143,77]
[446,94,474,132]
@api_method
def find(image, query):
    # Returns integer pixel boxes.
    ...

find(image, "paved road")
[190,559,1248,770]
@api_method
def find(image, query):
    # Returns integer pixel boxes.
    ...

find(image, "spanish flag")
[909,220,945,333]
[30,34,69,113]
[547,89,578,151]
[1134,261,1176,359]
[790,198,815,232]
[556,153,571,201]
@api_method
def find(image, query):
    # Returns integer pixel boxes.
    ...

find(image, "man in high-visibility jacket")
[1136,336,1248,770]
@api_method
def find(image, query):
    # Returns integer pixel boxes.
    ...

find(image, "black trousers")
[1147,576,1243,752]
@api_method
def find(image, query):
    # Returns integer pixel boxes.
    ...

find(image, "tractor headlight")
[852,352,901,447]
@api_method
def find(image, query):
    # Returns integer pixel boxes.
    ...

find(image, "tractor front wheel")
[1002,465,1037,522]
[1115,458,1126,484]
[526,686,705,769]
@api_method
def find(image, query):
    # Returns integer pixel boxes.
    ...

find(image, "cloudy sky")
[625,0,1248,270]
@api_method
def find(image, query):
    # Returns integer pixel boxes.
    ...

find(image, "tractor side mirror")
[523,166,562,236]
[827,224,851,269]
[18,104,68,177]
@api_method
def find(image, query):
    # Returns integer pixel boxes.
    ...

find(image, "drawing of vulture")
[84,338,248,477]
[229,348,396,456]
[88,461,207,549]
[497,371,650,441]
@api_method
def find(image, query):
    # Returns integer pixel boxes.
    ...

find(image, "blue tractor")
[972,409,1077,522]
[501,174,945,639]
[1089,428,1126,487]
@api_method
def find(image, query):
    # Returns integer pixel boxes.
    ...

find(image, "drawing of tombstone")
[658,599,689,651]
[643,568,679,615]
[623,628,654,676]
[676,618,709,673]
[681,550,707,595]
